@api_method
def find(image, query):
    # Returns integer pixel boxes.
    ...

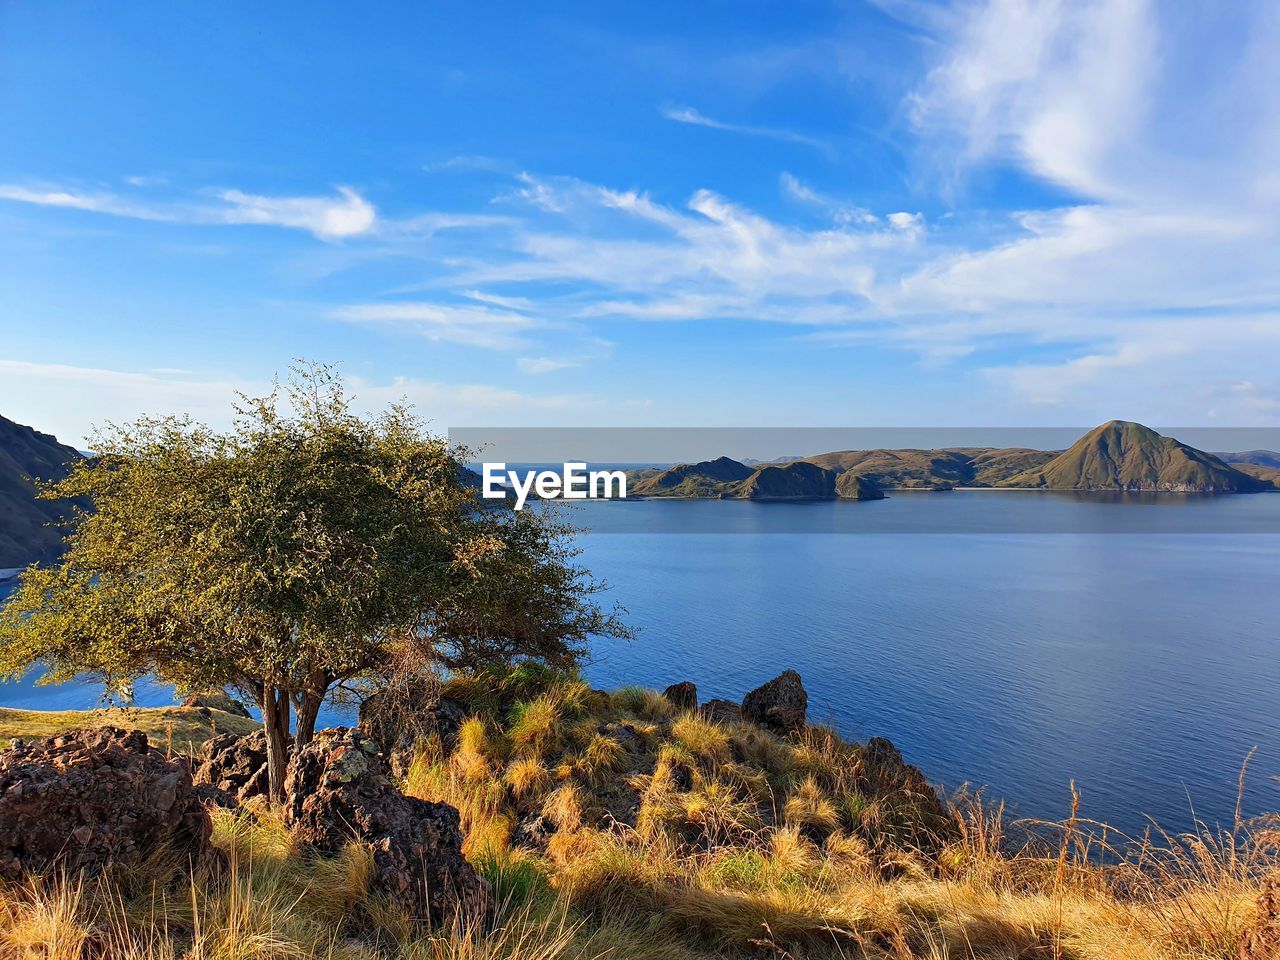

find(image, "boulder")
[0,727,212,881]
[741,670,808,734]
[359,680,466,777]
[858,737,954,846]
[699,698,743,725]
[284,728,491,925]
[662,681,698,712]
[193,729,278,805]
[181,690,253,718]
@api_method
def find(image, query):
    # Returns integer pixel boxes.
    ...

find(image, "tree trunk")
[262,682,291,805]
[295,691,322,750]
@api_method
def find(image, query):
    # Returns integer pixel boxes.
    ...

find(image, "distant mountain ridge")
[1217,450,1280,469]
[0,415,84,567]
[625,421,1276,501]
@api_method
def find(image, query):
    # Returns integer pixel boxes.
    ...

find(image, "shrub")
[670,714,730,763]
[783,776,841,839]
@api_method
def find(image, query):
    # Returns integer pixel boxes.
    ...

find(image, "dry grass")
[2,675,1275,960]
[0,705,258,755]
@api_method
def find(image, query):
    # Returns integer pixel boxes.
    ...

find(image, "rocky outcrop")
[741,670,808,734]
[359,679,466,778]
[193,730,278,805]
[662,681,698,712]
[284,728,491,926]
[699,698,743,725]
[0,727,211,881]
[857,737,953,846]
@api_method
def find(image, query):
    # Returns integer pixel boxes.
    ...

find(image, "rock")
[181,690,253,718]
[662,681,698,712]
[0,727,212,881]
[1240,874,1280,959]
[193,729,280,805]
[359,680,466,777]
[741,670,808,734]
[699,698,743,725]
[858,737,954,846]
[284,728,491,926]
[511,814,552,850]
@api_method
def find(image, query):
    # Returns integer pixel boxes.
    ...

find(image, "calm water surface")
[3,491,1279,835]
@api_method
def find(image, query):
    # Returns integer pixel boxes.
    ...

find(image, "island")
[625,421,1279,500]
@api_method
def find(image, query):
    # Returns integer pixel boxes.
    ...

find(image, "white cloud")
[661,104,832,154]
[0,185,174,222]
[517,356,579,375]
[908,0,1157,201]
[331,301,537,350]
[466,174,920,322]
[0,359,254,445]
[516,339,613,375]
[215,186,376,239]
[780,173,878,225]
[0,358,598,443]
[0,183,378,240]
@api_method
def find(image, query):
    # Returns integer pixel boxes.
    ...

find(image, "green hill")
[0,415,83,567]
[1005,421,1268,492]
[967,448,1059,486]
[1228,462,1280,487]
[628,456,755,498]
[625,424,1273,500]
[834,471,886,500]
[1217,450,1280,469]
[733,461,838,500]
[800,449,972,489]
[791,446,1057,489]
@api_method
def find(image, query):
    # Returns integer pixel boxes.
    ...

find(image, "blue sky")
[1,1,1278,444]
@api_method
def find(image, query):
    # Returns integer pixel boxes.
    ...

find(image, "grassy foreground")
[0,671,1274,959]
[0,704,258,755]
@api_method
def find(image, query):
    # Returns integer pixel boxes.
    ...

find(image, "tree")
[0,363,628,801]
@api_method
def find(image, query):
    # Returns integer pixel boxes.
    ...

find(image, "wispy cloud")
[330,299,538,350]
[0,183,379,240]
[517,339,613,375]
[661,104,832,154]
[0,185,176,222]
[0,358,598,442]
[780,173,878,225]
[216,186,375,239]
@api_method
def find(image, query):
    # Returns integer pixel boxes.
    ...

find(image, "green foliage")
[0,362,628,800]
[474,852,553,907]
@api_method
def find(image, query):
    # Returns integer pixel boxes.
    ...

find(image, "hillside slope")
[1006,421,1267,492]
[796,447,1058,489]
[733,461,838,500]
[0,415,83,567]
[628,456,755,498]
